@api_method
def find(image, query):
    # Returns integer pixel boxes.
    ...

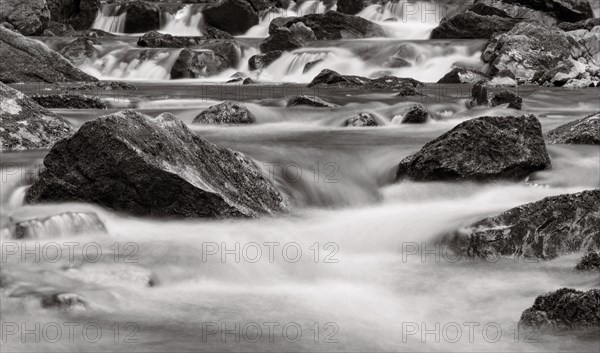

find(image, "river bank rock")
[25,110,288,218]
[546,112,600,145]
[47,0,100,30]
[0,26,96,83]
[248,51,282,71]
[58,37,99,66]
[558,18,600,31]
[260,22,316,52]
[520,288,600,330]
[396,114,551,182]
[490,90,523,109]
[430,11,520,39]
[0,83,74,151]
[31,94,107,109]
[437,68,490,84]
[0,0,50,35]
[202,0,259,35]
[192,101,254,124]
[345,112,379,127]
[507,0,594,23]
[286,95,337,108]
[401,105,428,124]
[308,69,422,95]
[575,251,600,272]
[482,21,600,85]
[443,189,600,260]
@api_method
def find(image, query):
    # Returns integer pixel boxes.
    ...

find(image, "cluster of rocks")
[308,69,423,96]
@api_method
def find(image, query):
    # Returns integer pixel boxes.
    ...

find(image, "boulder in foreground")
[25,111,288,218]
[396,115,551,182]
[546,112,600,145]
[0,83,74,151]
[0,26,97,83]
[443,189,600,260]
[192,101,254,125]
[520,288,600,330]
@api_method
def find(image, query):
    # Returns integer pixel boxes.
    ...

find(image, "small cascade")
[159,4,204,36]
[293,0,333,15]
[2,212,107,240]
[92,4,127,33]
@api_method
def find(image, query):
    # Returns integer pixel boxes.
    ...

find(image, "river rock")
[438,68,490,83]
[558,18,600,32]
[25,110,288,218]
[401,105,428,124]
[430,11,520,39]
[490,90,523,109]
[137,31,196,48]
[507,0,594,23]
[47,0,100,30]
[170,47,234,79]
[345,112,379,127]
[31,94,107,109]
[443,189,600,260]
[260,22,316,52]
[303,58,324,73]
[396,114,551,182]
[0,26,96,83]
[40,292,87,309]
[0,82,74,151]
[546,112,600,145]
[520,288,600,330]
[117,1,161,33]
[308,69,422,95]
[248,51,282,71]
[192,101,254,124]
[58,37,99,66]
[268,11,386,40]
[202,0,259,35]
[575,251,600,272]
[470,80,489,107]
[286,95,337,108]
[0,0,50,35]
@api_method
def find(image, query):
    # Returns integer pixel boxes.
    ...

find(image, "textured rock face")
[248,51,282,71]
[490,90,523,109]
[0,83,74,151]
[170,47,235,79]
[118,1,161,33]
[268,11,386,41]
[546,112,600,145]
[401,105,428,124]
[444,189,600,260]
[0,26,97,83]
[575,251,600,271]
[31,94,107,109]
[437,68,490,83]
[430,11,520,39]
[470,80,489,107]
[345,112,379,127]
[260,22,316,52]
[25,111,288,218]
[396,115,551,182]
[202,0,259,35]
[482,21,600,85]
[58,37,98,66]
[308,69,423,95]
[0,0,50,35]
[506,0,594,23]
[192,101,254,124]
[520,288,600,330]
[286,95,337,108]
[336,0,365,15]
[47,0,101,30]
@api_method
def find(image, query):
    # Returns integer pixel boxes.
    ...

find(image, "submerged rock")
[41,292,87,309]
[520,288,600,330]
[438,68,490,84]
[345,112,379,127]
[490,90,523,109]
[470,80,489,107]
[0,83,74,151]
[308,69,423,95]
[25,110,287,218]
[575,251,600,272]
[286,95,337,108]
[192,101,254,124]
[248,51,282,71]
[0,0,50,35]
[396,115,551,182]
[202,0,259,35]
[546,112,600,145]
[31,94,107,109]
[58,37,99,66]
[443,189,600,260]
[401,105,428,124]
[0,26,97,83]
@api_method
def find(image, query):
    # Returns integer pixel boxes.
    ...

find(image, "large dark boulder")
[248,50,282,71]
[117,1,161,33]
[336,0,365,15]
[308,69,423,95]
[192,101,254,124]
[31,94,107,109]
[260,22,316,52]
[268,10,386,40]
[286,95,337,108]
[47,0,101,30]
[0,26,97,83]
[0,82,74,151]
[0,0,50,35]
[396,114,551,182]
[137,31,195,48]
[430,11,520,39]
[437,67,490,83]
[505,0,594,23]
[170,42,240,79]
[401,105,428,124]
[202,0,259,35]
[546,112,600,145]
[443,189,600,260]
[345,112,379,127]
[58,37,98,66]
[25,111,288,218]
[520,288,600,330]
[490,90,523,109]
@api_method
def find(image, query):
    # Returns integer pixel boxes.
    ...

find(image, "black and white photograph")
[0,0,599,352]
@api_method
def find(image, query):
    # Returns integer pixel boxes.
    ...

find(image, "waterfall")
[159,4,204,36]
[3,212,107,240]
[92,4,127,33]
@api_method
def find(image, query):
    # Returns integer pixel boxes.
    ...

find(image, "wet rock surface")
[396,114,551,182]
[286,95,337,108]
[438,68,490,84]
[575,251,600,272]
[248,51,282,71]
[345,112,379,127]
[490,90,523,109]
[202,0,259,35]
[192,101,255,124]
[546,112,600,145]
[308,69,423,95]
[401,105,428,124]
[25,110,288,218]
[0,0,50,35]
